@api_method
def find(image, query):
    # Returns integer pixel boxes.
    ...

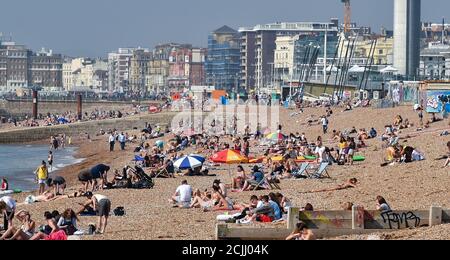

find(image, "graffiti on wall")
[426,90,450,113]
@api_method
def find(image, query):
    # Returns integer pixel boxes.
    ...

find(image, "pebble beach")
[4,104,450,240]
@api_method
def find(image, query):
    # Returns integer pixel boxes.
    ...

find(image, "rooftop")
[239,22,338,33]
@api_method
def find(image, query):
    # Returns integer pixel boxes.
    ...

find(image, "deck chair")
[133,155,145,166]
[251,175,280,191]
[292,163,310,179]
[154,167,173,178]
[311,162,331,179]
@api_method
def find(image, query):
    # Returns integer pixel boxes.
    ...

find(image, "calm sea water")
[0,145,82,192]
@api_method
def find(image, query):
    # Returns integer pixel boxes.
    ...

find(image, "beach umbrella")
[210,150,248,179]
[210,149,248,164]
[266,132,286,141]
[173,155,204,170]
[263,128,272,135]
[188,154,206,163]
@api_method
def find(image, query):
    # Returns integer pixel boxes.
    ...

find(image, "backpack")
[113,207,126,217]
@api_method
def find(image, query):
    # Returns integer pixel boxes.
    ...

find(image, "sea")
[0,145,83,192]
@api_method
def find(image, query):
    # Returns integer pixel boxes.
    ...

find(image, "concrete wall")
[0,100,162,118]
[0,112,177,144]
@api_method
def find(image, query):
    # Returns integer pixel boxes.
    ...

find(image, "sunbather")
[300,178,357,193]
[0,210,35,240]
[212,186,243,211]
[286,221,316,240]
[30,211,67,240]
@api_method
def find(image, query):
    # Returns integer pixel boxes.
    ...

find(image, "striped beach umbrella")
[210,149,248,164]
[266,132,286,141]
[173,155,205,170]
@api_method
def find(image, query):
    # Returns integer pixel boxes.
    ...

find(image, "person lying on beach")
[0,210,35,240]
[300,178,357,194]
[30,211,67,240]
[22,191,57,204]
[286,221,316,241]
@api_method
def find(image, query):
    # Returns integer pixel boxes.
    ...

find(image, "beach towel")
[353,155,366,162]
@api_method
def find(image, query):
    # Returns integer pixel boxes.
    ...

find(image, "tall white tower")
[394,0,421,78]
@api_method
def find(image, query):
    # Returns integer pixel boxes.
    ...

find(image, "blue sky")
[0,0,447,57]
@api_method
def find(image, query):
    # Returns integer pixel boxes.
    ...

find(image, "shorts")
[97,199,111,217]
[348,149,354,156]
[38,179,47,185]
[256,215,273,223]
[176,196,191,208]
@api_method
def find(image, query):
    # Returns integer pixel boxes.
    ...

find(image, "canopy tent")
[348,65,366,73]
[380,66,399,74]
[326,65,339,72]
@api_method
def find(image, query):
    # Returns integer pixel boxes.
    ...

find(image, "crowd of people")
[1,96,446,241]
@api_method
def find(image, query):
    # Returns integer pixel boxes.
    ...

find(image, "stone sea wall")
[0,112,177,144]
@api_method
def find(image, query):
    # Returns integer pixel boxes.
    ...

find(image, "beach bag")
[88,224,96,235]
[113,207,126,217]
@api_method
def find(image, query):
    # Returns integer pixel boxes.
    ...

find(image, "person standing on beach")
[321,116,329,134]
[108,133,116,152]
[118,132,126,151]
[48,151,54,172]
[78,192,111,234]
[0,196,16,231]
[34,161,48,195]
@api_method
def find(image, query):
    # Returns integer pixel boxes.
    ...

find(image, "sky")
[0,0,448,57]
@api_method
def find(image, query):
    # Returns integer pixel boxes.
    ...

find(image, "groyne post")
[32,90,38,119]
[77,94,83,120]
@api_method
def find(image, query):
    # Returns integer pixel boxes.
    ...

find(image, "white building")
[420,42,450,80]
[63,58,108,92]
[108,48,135,93]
